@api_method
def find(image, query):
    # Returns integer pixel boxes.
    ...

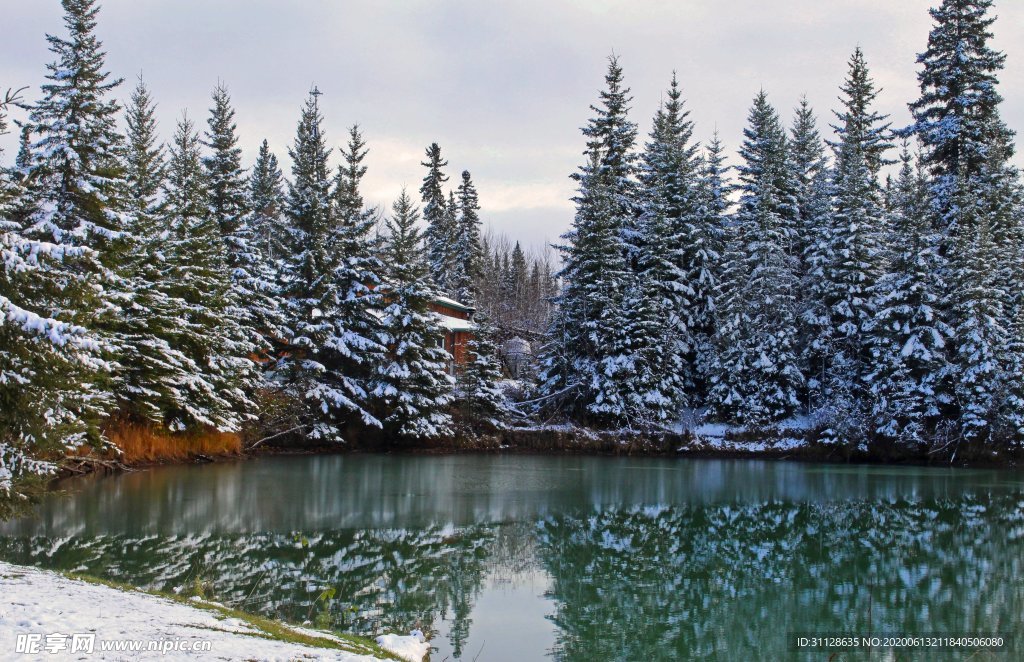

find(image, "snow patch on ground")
[0,561,421,661]
[376,630,429,662]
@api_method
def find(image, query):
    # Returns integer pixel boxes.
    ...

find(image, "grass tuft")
[102,421,242,464]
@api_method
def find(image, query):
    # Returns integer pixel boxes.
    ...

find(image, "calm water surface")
[2,455,1023,660]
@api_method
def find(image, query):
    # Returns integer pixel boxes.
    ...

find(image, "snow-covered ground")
[0,561,429,661]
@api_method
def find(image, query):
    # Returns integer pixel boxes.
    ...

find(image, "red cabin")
[429,295,477,370]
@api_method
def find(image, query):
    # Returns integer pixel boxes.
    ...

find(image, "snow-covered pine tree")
[451,170,484,304]
[21,0,130,424]
[329,122,389,424]
[202,84,248,241]
[458,312,512,432]
[537,56,643,426]
[14,126,32,178]
[162,115,256,431]
[907,0,1023,446]
[979,130,1024,442]
[788,98,833,403]
[691,131,729,395]
[421,142,455,292]
[276,90,384,442]
[866,145,949,445]
[202,83,282,364]
[812,48,893,436]
[946,171,1006,445]
[908,0,1012,232]
[374,189,454,439]
[585,55,641,261]
[634,72,702,415]
[248,139,288,264]
[708,92,803,426]
[789,96,829,273]
[332,125,369,224]
[509,241,527,325]
[115,78,201,426]
[0,87,106,494]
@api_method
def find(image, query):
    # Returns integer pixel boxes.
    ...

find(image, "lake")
[1,454,1022,660]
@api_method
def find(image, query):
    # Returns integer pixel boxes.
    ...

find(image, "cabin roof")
[432,295,475,314]
[434,312,476,332]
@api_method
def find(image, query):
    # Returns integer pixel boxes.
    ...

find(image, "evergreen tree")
[538,57,643,425]
[709,92,802,425]
[866,146,949,444]
[162,115,257,431]
[452,170,484,303]
[789,99,832,398]
[906,0,1023,445]
[981,133,1024,441]
[1,87,105,494]
[375,189,454,439]
[248,139,288,264]
[332,125,369,224]
[202,83,248,240]
[635,73,702,414]
[277,90,385,441]
[458,313,511,432]
[582,55,640,259]
[115,79,198,426]
[421,142,454,291]
[908,0,1012,228]
[811,48,893,429]
[946,173,1005,444]
[789,96,831,294]
[202,83,280,361]
[691,132,729,394]
[18,0,128,441]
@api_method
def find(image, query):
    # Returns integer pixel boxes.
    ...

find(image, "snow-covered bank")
[0,562,429,661]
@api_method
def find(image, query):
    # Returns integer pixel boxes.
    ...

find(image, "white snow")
[375,631,429,662]
[0,561,427,661]
[433,312,476,332]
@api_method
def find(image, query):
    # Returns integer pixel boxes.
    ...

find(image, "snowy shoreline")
[0,562,429,661]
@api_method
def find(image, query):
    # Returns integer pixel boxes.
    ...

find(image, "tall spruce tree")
[421,143,455,292]
[946,174,1006,445]
[277,90,384,442]
[866,146,949,444]
[162,115,256,431]
[811,48,893,433]
[907,0,1023,445]
[452,170,484,304]
[332,125,369,224]
[248,139,288,264]
[691,132,729,395]
[330,122,389,423]
[709,92,803,425]
[789,96,829,271]
[538,57,645,425]
[375,189,454,439]
[115,79,199,426]
[635,73,702,415]
[789,98,833,400]
[908,0,1012,229]
[202,83,281,361]
[1,87,105,494]
[21,0,131,421]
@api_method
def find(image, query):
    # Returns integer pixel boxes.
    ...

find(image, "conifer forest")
[3,0,1024,500]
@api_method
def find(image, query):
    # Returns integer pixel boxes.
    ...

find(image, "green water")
[1,455,1022,660]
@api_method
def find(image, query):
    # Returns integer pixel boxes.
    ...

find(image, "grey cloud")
[3,0,1023,254]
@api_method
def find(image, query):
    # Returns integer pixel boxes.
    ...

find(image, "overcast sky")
[4,0,1024,252]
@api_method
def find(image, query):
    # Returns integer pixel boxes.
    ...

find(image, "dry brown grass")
[102,421,242,465]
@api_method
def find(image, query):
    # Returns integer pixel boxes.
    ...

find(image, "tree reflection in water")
[2,494,1022,659]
